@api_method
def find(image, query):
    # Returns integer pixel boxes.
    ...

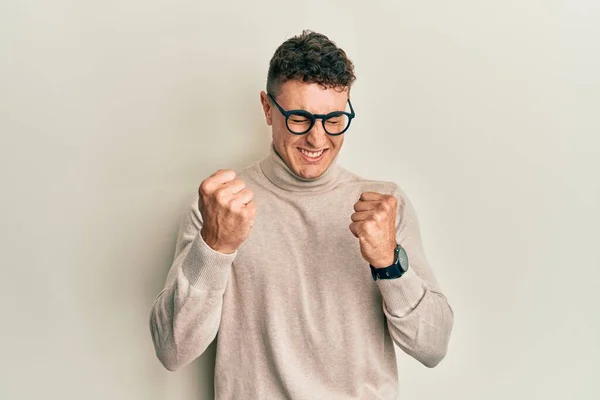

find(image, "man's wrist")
[370,255,395,269]
[200,229,236,254]
[369,244,397,268]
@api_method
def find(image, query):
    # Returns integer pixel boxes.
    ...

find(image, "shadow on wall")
[56,46,270,397]
[193,338,219,398]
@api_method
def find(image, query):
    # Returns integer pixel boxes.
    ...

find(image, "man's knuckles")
[212,169,236,181]
[200,170,238,194]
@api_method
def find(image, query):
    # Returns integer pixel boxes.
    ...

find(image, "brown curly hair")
[266,30,356,96]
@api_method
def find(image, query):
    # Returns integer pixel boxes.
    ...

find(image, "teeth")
[300,149,324,158]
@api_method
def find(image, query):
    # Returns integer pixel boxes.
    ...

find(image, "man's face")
[260,80,349,180]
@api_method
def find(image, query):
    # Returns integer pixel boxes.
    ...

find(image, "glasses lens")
[286,111,313,134]
[324,113,350,135]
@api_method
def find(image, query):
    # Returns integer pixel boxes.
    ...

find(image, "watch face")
[397,246,409,272]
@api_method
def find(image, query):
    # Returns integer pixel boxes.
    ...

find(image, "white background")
[1,1,598,399]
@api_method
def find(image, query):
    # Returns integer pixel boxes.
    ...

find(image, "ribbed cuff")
[375,267,426,318]
[181,232,238,290]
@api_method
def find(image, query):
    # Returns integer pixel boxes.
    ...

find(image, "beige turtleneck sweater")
[149,144,454,399]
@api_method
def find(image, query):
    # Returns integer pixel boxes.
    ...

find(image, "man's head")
[260,30,356,180]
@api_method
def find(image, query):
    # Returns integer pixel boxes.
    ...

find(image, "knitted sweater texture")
[149,144,454,399]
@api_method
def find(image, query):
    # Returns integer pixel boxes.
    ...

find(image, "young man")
[150,30,454,399]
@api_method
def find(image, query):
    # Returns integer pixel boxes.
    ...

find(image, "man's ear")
[260,91,273,126]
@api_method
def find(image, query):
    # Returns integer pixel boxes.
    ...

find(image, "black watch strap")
[370,263,404,280]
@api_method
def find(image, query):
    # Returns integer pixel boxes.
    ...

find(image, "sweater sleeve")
[375,184,454,368]
[149,194,237,371]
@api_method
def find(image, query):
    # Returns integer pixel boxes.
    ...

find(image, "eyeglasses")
[267,93,356,136]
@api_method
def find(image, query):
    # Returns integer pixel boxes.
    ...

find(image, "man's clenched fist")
[349,191,398,268]
[198,169,256,254]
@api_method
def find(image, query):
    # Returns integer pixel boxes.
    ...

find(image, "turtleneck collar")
[259,143,342,193]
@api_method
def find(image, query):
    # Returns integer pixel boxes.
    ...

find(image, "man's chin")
[294,164,328,180]
[286,151,333,179]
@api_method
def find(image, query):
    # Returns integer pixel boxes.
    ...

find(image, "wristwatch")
[370,243,409,281]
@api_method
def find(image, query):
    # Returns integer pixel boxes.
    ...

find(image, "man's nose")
[305,120,328,148]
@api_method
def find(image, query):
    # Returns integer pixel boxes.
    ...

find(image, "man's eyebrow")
[296,103,347,114]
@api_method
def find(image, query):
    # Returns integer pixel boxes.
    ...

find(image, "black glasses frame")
[267,93,356,136]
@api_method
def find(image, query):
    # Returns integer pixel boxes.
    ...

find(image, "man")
[149,30,454,399]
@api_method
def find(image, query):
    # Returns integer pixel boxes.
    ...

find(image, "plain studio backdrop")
[1,1,598,399]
